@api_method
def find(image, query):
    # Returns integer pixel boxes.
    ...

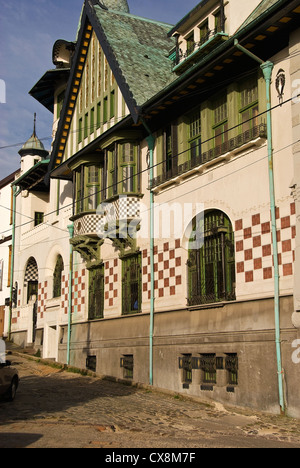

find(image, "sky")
[0,0,198,180]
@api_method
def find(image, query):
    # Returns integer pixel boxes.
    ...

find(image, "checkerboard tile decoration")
[142,239,182,300]
[235,202,296,283]
[24,257,38,282]
[104,258,119,307]
[74,214,99,236]
[116,196,140,219]
[61,268,86,315]
[38,281,47,318]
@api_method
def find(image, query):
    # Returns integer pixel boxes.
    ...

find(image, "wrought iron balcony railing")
[151,124,267,189]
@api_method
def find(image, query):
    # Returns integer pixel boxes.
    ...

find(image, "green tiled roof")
[91,4,176,107]
[101,0,130,13]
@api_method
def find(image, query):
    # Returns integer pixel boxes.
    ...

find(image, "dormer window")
[199,20,209,45]
[171,3,228,72]
[186,31,195,57]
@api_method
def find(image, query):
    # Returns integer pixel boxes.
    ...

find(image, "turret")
[18,114,49,174]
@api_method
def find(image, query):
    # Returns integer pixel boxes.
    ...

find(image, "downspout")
[8,185,21,340]
[67,223,74,366]
[140,118,155,386]
[234,40,285,414]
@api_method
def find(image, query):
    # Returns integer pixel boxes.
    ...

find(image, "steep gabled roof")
[87,1,175,111]
[48,0,175,174]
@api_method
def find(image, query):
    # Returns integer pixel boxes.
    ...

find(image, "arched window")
[53,255,64,298]
[188,210,235,305]
[24,257,38,304]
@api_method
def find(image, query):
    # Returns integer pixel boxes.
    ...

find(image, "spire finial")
[33,113,37,137]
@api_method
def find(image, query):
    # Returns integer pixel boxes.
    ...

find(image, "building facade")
[8,0,300,417]
[0,170,20,337]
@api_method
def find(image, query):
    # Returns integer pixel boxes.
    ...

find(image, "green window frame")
[75,164,103,214]
[122,254,141,316]
[97,102,101,129]
[188,108,201,165]
[88,265,104,320]
[188,210,235,306]
[103,96,108,123]
[163,124,178,177]
[199,19,209,45]
[239,77,259,134]
[84,113,89,139]
[120,142,137,194]
[186,31,195,56]
[110,90,115,119]
[90,107,95,135]
[107,142,139,198]
[212,94,228,149]
[53,255,64,298]
[78,118,83,144]
[34,212,44,227]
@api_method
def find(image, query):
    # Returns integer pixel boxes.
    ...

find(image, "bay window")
[75,163,103,214]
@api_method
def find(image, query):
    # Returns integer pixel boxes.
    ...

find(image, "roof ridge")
[94,4,174,29]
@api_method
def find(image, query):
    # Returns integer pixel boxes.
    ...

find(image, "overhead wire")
[0,91,298,238]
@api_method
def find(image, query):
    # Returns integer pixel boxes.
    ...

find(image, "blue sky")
[0,0,198,179]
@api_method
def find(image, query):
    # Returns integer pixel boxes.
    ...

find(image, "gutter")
[234,40,285,415]
[140,118,155,386]
[8,185,22,339]
[67,223,74,366]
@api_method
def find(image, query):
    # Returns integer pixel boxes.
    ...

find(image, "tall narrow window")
[78,118,83,143]
[103,97,108,123]
[239,77,259,134]
[110,90,115,119]
[84,113,89,139]
[120,142,136,193]
[199,20,209,44]
[188,210,235,305]
[164,124,178,177]
[90,107,95,135]
[88,266,104,320]
[34,212,44,226]
[53,255,64,298]
[122,254,141,315]
[213,94,228,150]
[86,165,101,211]
[97,102,101,128]
[189,108,201,166]
[186,31,195,56]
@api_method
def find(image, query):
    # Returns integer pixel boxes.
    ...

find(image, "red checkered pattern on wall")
[38,281,47,318]
[61,268,86,314]
[235,202,296,283]
[105,258,119,307]
[142,239,182,300]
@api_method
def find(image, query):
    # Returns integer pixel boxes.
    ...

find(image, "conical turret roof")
[19,114,49,158]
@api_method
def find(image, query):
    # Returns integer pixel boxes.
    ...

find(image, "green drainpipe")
[234,40,285,414]
[8,185,21,340]
[67,223,74,366]
[141,118,155,386]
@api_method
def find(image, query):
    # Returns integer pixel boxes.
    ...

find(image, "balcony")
[72,195,141,238]
[151,124,267,191]
[173,29,229,73]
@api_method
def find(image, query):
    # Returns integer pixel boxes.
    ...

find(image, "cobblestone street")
[0,351,300,449]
